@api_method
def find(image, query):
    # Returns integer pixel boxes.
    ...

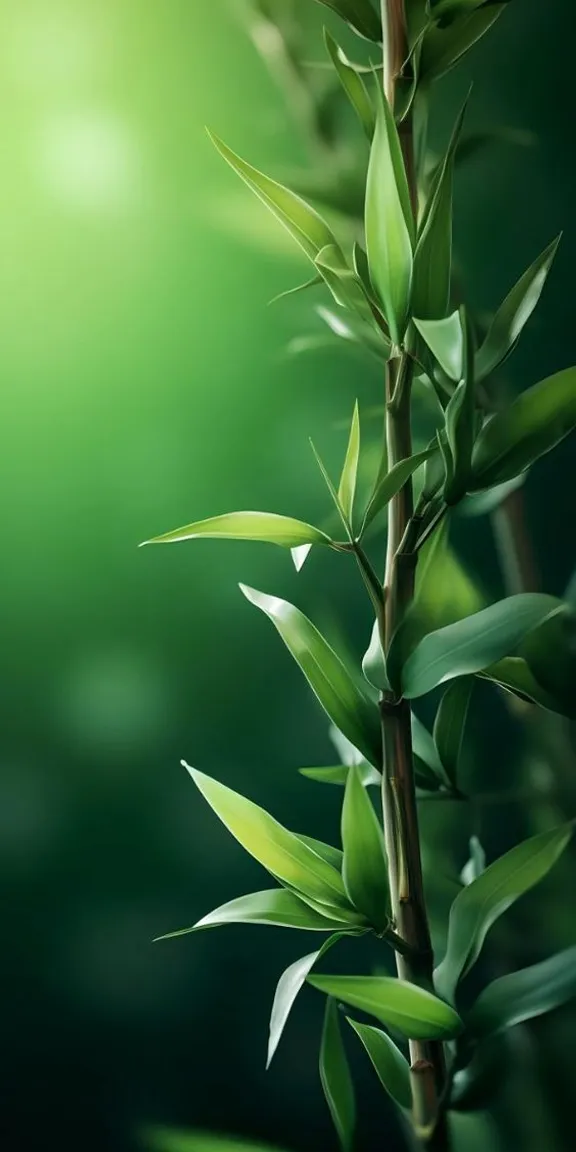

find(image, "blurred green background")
[1,1,575,1150]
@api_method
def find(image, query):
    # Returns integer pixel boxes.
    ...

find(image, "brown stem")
[380,3,448,1145]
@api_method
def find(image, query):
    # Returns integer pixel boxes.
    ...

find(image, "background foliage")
[1,1,575,1149]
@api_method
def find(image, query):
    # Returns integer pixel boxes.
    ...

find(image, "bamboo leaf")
[365,86,414,344]
[401,593,560,698]
[155,889,356,941]
[319,999,356,1152]
[421,5,508,82]
[324,30,375,138]
[520,607,576,719]
[472,367,576,488]
[312,0,382,42]
[413,311,463,381]
[460,836,486,886]
[459,474,526,517]
[444,307,476,503]
[347,1019,411,1110]
[341,765,389,930]
[314,244,376,321]
[269,274,323,305]
[299,763,381,786]
[338,401,361,525]
[476,237,561,380]
[295,833,344,872]
[411,713,451,790]
[145,1128,287,1152]
[308,974,463,1039]
[142,511,333,549]
[467,946,576,1037]
[209,132,340,263]
[268,933,344,1067]
[185,765,351,909]
[362,619,389,692]
[433,676,474,789]
[240,585,382,766]
[361,448,434,533]
[316,304,392,362]
[480,656,576,719]
[435,824,573,1001]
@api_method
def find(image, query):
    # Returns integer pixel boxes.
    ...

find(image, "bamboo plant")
[143,2,576,1149]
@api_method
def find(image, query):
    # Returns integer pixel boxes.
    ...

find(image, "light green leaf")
[267,933,344,1067]
[269,274,323,305]
[347,1019,411,1110]
[460,835,486,886]
[320,999,356,1152]
[295,833,343,872]
[155,888,355,940]
[361,448,434,533]
[444,307,476,503]
[435,824,573,1001]
[480,655,576,719]
[314,243,375,321]
[313,0,382,41]
[413,311,463,381]
[292,543,313,572]
[145,1128,287,1152]
[433,676,474,789]
[362,619,389,692]
[421,4,507,81]
[299,763,381,786]
[329,724,364,767]
[316,304,392,362]
[468,946,576,1037]
[209,132,340,263]
[476,236,561,380]
[185,765,350,908]
[412,99,467,319]
[401,593,559,698]
[338,401,361,525]
[324,30,375,138]
[342,765,389,930]
[240,585,382,766]
[309,974,463,1039]
[141,511,333,549]
[472,367,576,488]
[365,86,414,344]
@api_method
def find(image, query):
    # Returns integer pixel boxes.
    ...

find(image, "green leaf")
[472,367,576,488]
[347,1019,411,1110]
[316,304,392,362]
[411,712,451,791]
[459,474,526,517]
[467,946,576,1038]
[433,676,473,790]
[421,4,508,81]
[295,833,344,872]
[269,274,324,306]
[319,999,356,1152]
[209,132,340,263]
[361,449,434,533]
[309,974,463,1039]
[362,619,389,692]
[435,824,573,1001]
[145,1128,287,1152]
[476,236,561,381]
[324,30,375,138]
[480,655,576,719]
[268,933,344,1067]
[155,888,355,941]
[341,765,389,930]
[185,765,351,909]
[312,0,382,42]
[460,835,486,886]
[401,593,560,698]
[413,311,463,381]
[365,86,414,344]
[412,99,467,319]
[240,585,382,766]
[299,763,381,786]
[141,511,333,549]
[314,243,375,321]
[519,606,576,720]
[338,401,361,525]
[443,307,476,503]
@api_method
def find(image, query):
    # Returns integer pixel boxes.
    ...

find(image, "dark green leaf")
[365,87,414,343]
[320,999,356,1152]
[240,585,382,766]
[421,4,507,81]
[338,401,361,525]
[342,765,389,930]
[433,676,473,789]
[361,449,434,533]
[141,511,333,549]
[480,656,576,719]
[520,606,576,720]
[309,974,463,1039]
[324,30,375,138]
[435,824,573,1001]
[347,1019,411,1109]
[411,713,451,790]
[268,934,344,1067]
[401,593,559,698]
[414,310,463,380]
[312,0,382,42]
[299,763,381,786]
[472,367,576,488]
[185,765,351,909]
[468,946,576,1037]
[155,888,355,941]
[476,237,560,380]
[449,1036,507,1112]
[412,100,467,319]
[459,474,526,517]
